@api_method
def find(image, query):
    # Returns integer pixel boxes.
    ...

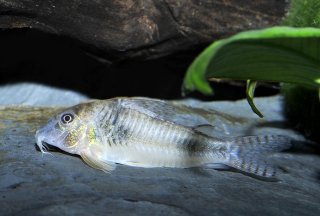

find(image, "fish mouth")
[35,129,53,154]
[35,126,63,154]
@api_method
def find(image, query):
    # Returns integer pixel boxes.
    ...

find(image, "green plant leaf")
[183,27,320,96]
[246,80,263,118]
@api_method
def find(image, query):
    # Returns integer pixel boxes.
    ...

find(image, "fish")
[35,97,291,178]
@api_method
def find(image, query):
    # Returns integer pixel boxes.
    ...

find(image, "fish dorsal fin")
[193,124,215,136]
[80,151,116,173]
[121,98,210,127]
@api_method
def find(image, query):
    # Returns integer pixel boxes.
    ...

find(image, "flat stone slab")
[0,96,319,216]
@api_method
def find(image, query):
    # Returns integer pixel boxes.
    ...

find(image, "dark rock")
[0,0,288,60]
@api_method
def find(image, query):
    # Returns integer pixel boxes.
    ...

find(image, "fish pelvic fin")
[80,151,116,173]
[226,135,291,178]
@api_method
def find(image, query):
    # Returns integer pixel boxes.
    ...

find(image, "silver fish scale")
[100,105,129,147]
[96,101,228,167]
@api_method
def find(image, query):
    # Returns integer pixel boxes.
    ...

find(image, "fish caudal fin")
[226,135,291,178]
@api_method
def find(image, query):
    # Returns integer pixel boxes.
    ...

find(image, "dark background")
[0,28,279,100]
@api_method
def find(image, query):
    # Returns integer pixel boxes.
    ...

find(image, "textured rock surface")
[0,0,288,60]
[0,85,319,215]
[0,83,88,106]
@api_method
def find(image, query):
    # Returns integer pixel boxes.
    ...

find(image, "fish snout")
[35,122,61,153]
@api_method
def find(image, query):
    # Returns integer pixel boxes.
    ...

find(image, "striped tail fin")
[226,135,291,178]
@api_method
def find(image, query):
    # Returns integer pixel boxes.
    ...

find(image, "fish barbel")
[35,97,290,178]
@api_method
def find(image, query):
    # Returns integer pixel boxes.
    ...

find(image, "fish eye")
[61,113,74,124]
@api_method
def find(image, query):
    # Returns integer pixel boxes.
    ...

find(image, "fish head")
[35,102,98,155]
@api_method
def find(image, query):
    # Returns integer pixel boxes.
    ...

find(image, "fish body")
[35,97,290,178]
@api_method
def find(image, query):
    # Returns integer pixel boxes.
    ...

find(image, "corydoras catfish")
[35,97,291,178]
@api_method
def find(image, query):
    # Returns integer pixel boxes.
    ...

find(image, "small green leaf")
[246,80,263,118]
[183,27,320,95]
[182,43,216,95]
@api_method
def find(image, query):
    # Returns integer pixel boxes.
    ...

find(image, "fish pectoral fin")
[80,152,116,173]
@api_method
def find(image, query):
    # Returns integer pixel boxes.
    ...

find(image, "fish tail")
[226,135,291,178]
